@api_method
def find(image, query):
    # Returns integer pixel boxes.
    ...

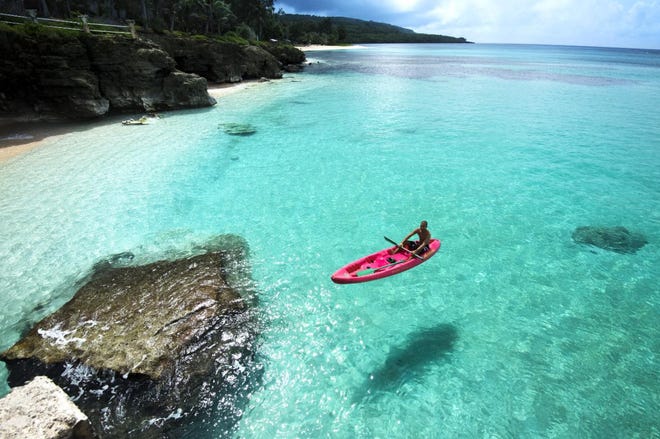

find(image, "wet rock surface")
[0,235,261,438]
[572,226,648,254]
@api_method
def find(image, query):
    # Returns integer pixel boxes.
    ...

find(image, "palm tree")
[229,0,273,39]
[197,0,232,34]
[140,0,148,27]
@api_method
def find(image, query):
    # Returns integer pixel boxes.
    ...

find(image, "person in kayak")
[393,220,431,258]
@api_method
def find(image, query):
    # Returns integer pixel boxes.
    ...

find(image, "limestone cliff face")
[83,36,214,112]
[0,27,215,122]
[147,34,286,83]
[0,26,110,121]
[0,26,304,123]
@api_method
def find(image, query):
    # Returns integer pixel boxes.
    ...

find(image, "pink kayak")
[331,238,441,284]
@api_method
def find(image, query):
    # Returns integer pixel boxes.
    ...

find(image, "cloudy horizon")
[274,0,660,49]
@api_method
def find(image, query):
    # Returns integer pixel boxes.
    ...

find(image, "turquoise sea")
[1,44,659,437]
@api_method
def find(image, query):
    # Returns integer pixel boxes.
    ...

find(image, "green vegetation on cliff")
[1,0,468,44]
[1,0,280,38]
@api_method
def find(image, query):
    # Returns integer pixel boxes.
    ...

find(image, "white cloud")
[409,0,660,47]
[275,0,660,48]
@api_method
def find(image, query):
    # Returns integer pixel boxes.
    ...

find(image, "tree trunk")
[206,3,213,34]
[39,0,50,16]
[104,0,117,19]
[141,0,149,28]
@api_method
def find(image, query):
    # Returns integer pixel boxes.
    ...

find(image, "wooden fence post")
[80,14,90,33]
[26,9,38,23]
[127,19,137,39]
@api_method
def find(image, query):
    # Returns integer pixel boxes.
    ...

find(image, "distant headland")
[277,13,471,45]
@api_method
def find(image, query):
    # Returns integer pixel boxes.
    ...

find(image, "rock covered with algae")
[0,235,260,438]
[220,122,257,136]
[572,226,648,254]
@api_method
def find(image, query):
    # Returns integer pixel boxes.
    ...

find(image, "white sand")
[296,44,366,52]
[0,81,262,163]
[207,80,256,98]
[0,124,71,163]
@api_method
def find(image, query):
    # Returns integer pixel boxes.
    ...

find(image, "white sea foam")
[38,325,86,347]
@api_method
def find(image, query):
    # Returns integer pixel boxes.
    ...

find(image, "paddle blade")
[356,260,403,276]
[356,267,377,276]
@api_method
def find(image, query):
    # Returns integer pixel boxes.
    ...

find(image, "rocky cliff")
[0,25,305,123]
[148,34,284,83]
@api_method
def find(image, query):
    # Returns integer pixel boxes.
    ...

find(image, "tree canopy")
[1,1,469,44]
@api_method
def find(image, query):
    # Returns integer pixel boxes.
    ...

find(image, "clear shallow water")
[1,44,659,437]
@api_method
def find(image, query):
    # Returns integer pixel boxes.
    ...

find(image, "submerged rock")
[0,375,95,439]
[572,226,648,254]
[1,235,260,437]
[220,122,257,136]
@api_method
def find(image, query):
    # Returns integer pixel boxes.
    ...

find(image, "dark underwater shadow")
[353,323,458,404]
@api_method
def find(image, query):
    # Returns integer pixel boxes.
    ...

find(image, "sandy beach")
[296,44,366,51]
[0,45,364,163]
[206,79,269,99]
[0,121,81,163]
[0,81,269,163]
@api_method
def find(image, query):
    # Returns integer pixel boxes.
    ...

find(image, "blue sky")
[274,0,660,49]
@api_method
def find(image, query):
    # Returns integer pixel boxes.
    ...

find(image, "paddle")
[356,259,405,276]
[384,236,424,260]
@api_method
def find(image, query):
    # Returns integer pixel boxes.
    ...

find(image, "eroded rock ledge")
[0,26,305,123]
[0,235,260,438]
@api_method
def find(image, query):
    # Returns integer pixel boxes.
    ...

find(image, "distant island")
[277,13,471,45]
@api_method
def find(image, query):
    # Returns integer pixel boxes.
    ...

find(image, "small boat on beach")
[331,238,441,284]
[122,116,148,125]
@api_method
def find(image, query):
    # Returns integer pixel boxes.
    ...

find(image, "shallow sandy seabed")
[0,122,78,163]
[0,81,267,163]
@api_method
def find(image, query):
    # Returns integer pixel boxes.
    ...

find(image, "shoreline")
[0,121,81,163]
[296,44,366,51]
[0,80,265,163]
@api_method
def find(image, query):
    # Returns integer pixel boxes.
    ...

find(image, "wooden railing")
[0,10,136,38]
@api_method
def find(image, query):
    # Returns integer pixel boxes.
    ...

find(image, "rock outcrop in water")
[0,375,95,439]
[572,226,648,254]
[0,235,261,438]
